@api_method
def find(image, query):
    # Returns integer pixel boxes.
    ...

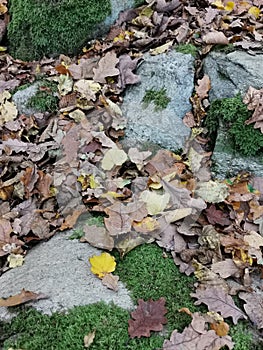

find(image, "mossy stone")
[8,0,111,61]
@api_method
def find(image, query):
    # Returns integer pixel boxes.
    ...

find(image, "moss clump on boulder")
[8,0,111,61]
[205,94,263,157]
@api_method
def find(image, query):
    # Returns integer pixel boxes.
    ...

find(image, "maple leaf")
[128,298,167,338]
[191,287,247,324]
[89,252,116,279]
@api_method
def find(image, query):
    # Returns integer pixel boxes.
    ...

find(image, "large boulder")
[204,50,263,178]
[121,51,193,151]
[8,0,144,61]
[0,230,133,321]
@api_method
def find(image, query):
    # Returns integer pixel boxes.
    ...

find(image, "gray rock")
[121,51,193,151]
[211,125,263,179]
[204,50,263,178]
[204,50,263,101]
[12,83,40,116]
[0,231,133,321]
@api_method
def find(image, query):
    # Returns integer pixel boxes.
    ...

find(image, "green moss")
[8,0,111,61]
[134,0,145,6]
[175,44,198,57]
[26,80,58,113]
[1,244,259,349]
[212,44,235,54]
[69,213,105,240]
[205,94,263,156]
[142,87,171,111]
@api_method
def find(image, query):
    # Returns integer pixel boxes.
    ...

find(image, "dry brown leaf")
[203,31,229,44]
[93,51,119,83]
[195,75,211,100]
[0,289,47,307]
[84,330,96,348]
[81,225,114,251]
[191,287,247,324]
[239,292,263,329]
[163,311,234,350]
[101,272,119,291]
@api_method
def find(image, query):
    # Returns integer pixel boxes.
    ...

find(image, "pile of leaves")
[0,0,263,348]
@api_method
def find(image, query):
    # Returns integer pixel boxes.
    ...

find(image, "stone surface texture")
[121,51,193,151]
[204,50,263,178]
[204,50,263,101]
[0,231,133,321]
[12,83,40,116]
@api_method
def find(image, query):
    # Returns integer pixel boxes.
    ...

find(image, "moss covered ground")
[8,0,111,61]
[0,243,259,350]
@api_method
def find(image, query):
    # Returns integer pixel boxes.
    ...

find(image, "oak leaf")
[239,292,263,329]
[191,287,247,324]
[128,298,167,338]
[163,312,234,350]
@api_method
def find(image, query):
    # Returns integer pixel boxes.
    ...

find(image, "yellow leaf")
[7,254,24,268]
[133,217,160,233]
[89,175,100,189]
[89,252,116,279]
[149,41,173,56]
[140,190,170,215]
[101,149,128,171]
[0,46,7,52]
[211,0,225,9]
[224,1,235,12]
[248,6,261,19]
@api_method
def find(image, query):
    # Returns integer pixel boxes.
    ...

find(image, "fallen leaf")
[140,190,170,215]
[210,320,230,336]
[7,253,24,268]
[191,287,247,324]
[195,75,211,100]
[93,51,119,83]
[89,252,116,279]
[195,180,229,203]
[58,74,73,96]
[102,273,119,291]
[239,292,263,329]
[84,330,96,348]
[0,289,47,307]
[163,311,234,350]
[81,225,114,251]
[211,259,241,279]
[128,298,167,338]
[101,149,128,171]
[150,41,173,55]
[203,31,229,45]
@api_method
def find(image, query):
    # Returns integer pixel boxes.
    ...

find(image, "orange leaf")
[210,321,230,336]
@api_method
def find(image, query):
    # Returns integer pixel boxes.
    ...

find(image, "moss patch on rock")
[205,94,263,156]
[8,0,111,61]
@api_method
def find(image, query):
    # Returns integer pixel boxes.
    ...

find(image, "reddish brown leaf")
[128,298,167,338]
[0,289,47,307]
[205,204,231,226]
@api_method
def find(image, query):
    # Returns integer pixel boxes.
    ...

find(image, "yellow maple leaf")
[89,252,116,279]
[248,6,261,19]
